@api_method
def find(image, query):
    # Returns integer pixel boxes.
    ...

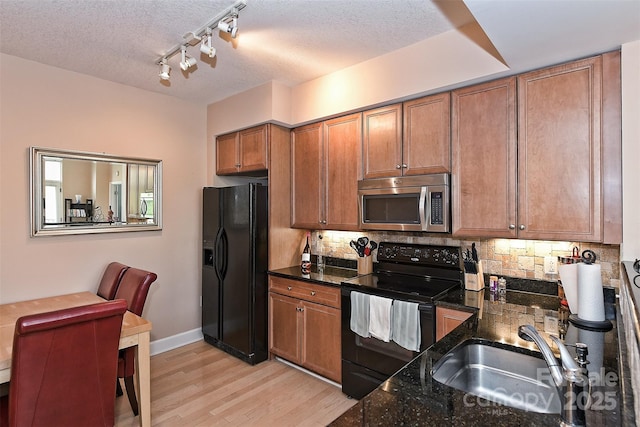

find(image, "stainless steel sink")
[431,338,561,414]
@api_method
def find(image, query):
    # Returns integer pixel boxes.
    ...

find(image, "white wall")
[0,54,207,342]
[621,40,640,260]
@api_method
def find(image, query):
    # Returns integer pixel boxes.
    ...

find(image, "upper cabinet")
[517,55,603,242]
[452,53,621,243]
[216,124,269,176]
[452,77,517,238]
[292,113,362,230]
[362,93,450,179]
[403,93,451,175]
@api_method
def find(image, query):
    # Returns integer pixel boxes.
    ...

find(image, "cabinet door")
[363,104,403,179]
[517,56,602,241]
[324,113,362,230]
[291,122,323,229]
[269,292,301,364]
[403,92,451,175]
[300,300,341,383]
[436,307,472,341]
[452,77,517,238]
[238,125,269,173]
[216,132,239,175]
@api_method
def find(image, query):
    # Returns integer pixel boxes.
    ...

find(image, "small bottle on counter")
[301,232,311,275]
[317,233,325,270]
[498,277,507,295]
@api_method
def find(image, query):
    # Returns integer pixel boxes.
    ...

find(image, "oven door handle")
[419,186,427,231]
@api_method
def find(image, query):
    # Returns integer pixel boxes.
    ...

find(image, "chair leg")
[124,375,139,416]
[116,378,123,396]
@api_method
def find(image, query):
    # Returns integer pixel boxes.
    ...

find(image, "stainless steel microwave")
[358,174,450,232]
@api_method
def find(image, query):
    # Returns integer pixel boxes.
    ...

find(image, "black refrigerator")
[202,183,268,365]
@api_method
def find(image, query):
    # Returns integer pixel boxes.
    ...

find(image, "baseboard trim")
[274,356,341,388]
[150,328,203,356]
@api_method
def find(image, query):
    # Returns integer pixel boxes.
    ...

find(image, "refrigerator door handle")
[220,228,229,279]
[214,227,225,280]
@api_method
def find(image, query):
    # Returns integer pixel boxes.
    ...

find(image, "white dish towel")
[391,300,421,352]
[368,295,393,342]
[349,291,370,338]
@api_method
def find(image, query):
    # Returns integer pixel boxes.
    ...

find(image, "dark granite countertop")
[269,264,360,287]
[331,289,623,426]
[269,264,628,426]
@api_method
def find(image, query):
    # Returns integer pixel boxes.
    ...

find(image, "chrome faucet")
[518,325,589,427]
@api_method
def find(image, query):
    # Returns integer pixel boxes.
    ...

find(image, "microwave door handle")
[419,186,428,231]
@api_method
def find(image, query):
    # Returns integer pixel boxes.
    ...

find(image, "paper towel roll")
[559,264,579,314]
[577,263,605,322]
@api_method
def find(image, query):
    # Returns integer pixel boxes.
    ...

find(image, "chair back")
[114,267,158,315]
[97,262,129,300]
[7,300,128,427]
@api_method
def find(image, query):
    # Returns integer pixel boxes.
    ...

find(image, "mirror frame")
[30,146,163,237]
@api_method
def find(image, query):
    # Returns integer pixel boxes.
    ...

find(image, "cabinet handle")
[509,224,516,230]
[519,225,525,230]
[287,286,292,291]
[296,307,304,312]
[396,164,401,169]
[402,164,408,169]
[310,291,316,296]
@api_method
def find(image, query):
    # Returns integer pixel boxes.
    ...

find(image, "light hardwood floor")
[115,340,356,426]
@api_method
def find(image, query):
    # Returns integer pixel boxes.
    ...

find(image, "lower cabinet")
[436,306,473,341]
[269,276,341,383]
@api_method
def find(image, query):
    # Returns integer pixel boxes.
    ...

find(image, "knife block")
[464,261,485,291]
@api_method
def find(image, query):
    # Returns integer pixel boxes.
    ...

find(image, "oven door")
[340,286,436,398]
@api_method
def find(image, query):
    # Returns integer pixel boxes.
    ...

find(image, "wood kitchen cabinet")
[216,124,270,176]
[291,113,362,230]
[363,94,450,179]
[436,306,472,341]
[516,55,603,242]
[452,77,517,238]
[453,53,620,242]
[269,276,341,383]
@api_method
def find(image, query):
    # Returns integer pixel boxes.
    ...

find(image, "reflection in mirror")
[30,147,162,236]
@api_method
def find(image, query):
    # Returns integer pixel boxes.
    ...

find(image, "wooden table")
[0,292,152,427]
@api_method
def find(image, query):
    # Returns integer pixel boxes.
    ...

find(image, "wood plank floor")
[114,340,356,426]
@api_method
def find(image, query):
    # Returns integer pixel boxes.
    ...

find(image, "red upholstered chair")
[97,262,129,300]
[114,267,158,416]
[0,300,127,427]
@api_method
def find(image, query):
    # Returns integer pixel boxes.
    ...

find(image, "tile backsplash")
[311,231,621,288]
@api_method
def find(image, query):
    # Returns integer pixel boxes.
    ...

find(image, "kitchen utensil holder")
[357,256,373,275]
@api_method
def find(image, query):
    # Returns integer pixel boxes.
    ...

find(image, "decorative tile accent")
[311,231,621,288]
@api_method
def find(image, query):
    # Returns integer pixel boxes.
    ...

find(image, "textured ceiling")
[0,0,639,105]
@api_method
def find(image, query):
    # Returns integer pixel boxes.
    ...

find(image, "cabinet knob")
[235,163,241,167]
[310,291,316,296]
[509,224,516,230]
[287,286,292,291]
[402,164,408,169]
[396,164,401,169]
[519,225,525,230]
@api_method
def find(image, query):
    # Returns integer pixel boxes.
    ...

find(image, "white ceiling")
[1,0,638,105]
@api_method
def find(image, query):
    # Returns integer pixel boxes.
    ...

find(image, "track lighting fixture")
[155,0,246,82]
[158,59,171,80]
[199,28,216,58]
[218,14,238,38]
[179,46,197,71]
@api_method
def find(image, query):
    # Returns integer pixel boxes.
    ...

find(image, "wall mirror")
[30,147,163,236]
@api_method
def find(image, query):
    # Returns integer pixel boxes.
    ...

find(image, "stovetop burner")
[341,242,464,303]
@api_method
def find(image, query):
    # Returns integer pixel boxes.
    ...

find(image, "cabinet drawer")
[269,276,340,309]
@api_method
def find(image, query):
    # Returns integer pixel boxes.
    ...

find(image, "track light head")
[158,59,171,80]
[218,15,238,38]
[179,45,197,71]
[199,28,216,58]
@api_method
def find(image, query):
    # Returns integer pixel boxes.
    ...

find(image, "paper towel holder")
[566,249,613,331]
[569,314,612,331]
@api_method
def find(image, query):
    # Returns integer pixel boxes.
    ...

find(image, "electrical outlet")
[544,256,558,274]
